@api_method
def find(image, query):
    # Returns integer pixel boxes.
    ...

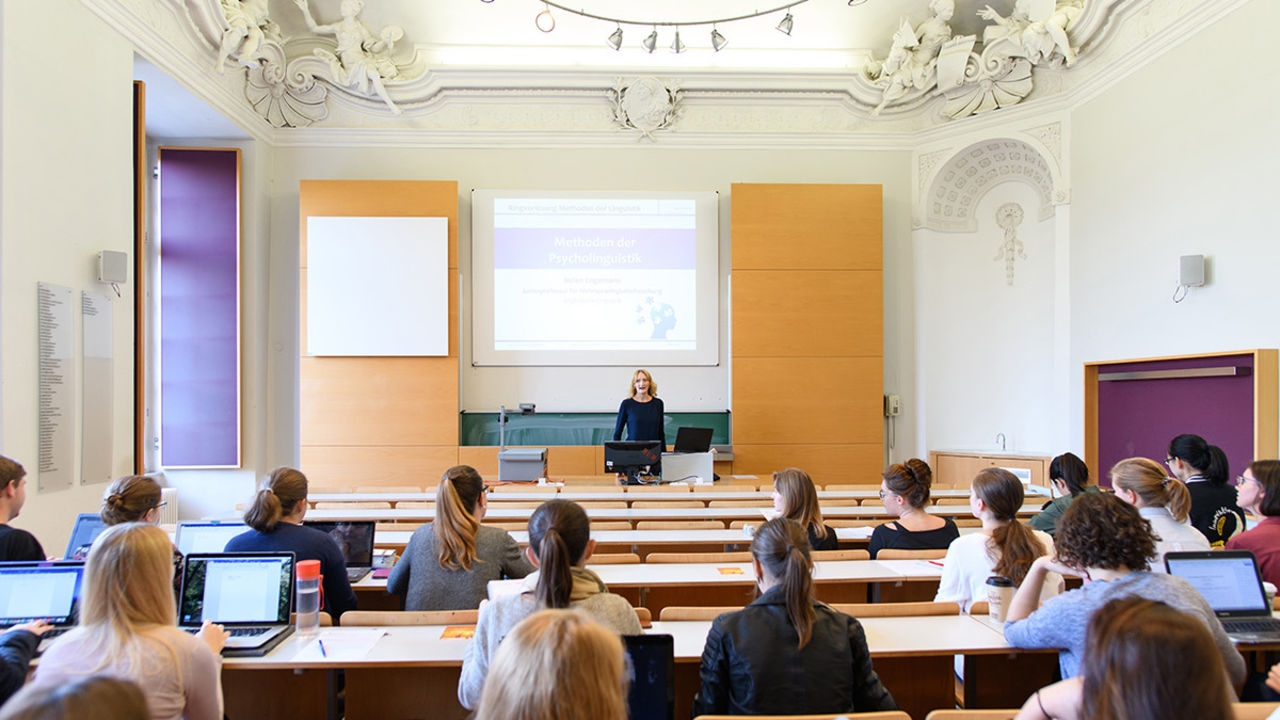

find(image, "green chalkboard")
[459,412,730,447]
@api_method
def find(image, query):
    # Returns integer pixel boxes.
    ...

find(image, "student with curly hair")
[1002,492,1244,684]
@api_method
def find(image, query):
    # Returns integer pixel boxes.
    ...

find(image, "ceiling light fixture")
[607,24,624,50]
[535,4,555,32]
[710,27,728,52]
[642,27,658,53]
[776,12,794,36]
[670,28,686,54]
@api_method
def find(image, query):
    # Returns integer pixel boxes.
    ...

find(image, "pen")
[318,640,327,657]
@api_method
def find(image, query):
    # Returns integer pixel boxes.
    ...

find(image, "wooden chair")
[811,549,870,561]
[924,711,1016,720]
[627,485,692,493]
[934,497,971,506]
[491,485,559,494]
[829,601,959,617]
[484,500,544,509]
[826,519,881,528]
[312,501,392,509]
[876,548,947,560]
[591,521,634,530]
[1235,703,1280,720]
[375,523,407,533]
[630,500,707,509]
[659,606,739,621]
[634,606,652,628]
[484,521,528,531]
[355,485,422,493]
[341,609,479,626]
[953,517,983,528]
[691,485,757,493]
[646,552,752,563]
[396,501,435,509]
[708,499,774,508]
[697,712,910,719]
[636,520,724,530]
[968,601,990,615]
[289,612,334,627]
[589,552,641,564]
[575,500,628,509]
[575,486,625,494]
[824,484,881,491]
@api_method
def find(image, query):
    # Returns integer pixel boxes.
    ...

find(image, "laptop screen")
[64,514,107,560]
[0,563,86,626]
[1165,551,1268,615]
[175,522,247,555]
[673,427,714,454]
[624,634,674,720]
[179,554,294,627]
[303,521,375,567]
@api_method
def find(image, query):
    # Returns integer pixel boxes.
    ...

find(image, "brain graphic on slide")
[636,297,677,339]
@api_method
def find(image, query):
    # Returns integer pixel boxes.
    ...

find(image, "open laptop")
[174,521,248,555]
[0,561,86,653]
[178,552,295,657]
[303,520,375,583]
[624,634,675,720]
[64,514,107,560]
[1165,550,1280,642]
[673,427,714,454]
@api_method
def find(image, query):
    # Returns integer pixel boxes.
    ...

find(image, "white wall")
[0,0,136,553]
[1067,0,1280,453]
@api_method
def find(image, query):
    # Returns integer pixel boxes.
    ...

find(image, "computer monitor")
[604,440,663,485]
[624,634,674,720]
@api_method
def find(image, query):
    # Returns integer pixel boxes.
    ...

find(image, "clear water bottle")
[296,559,322,637]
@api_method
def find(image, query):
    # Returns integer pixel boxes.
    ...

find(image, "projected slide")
[494,198,695,351]
[472,190,718,366]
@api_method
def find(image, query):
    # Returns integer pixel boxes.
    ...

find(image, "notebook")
[624,634,675,720]
[178,552,295,657]
[64,514,107,560]
[0,561,86,653]
[174,521,248,555]
[303,520,375,583]
[1164,550,1280,642]
[673,427,714,454]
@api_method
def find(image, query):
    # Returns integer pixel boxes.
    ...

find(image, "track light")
[642,27,658,53]
[710,27,727,52]
[776,11,794,35]
[670,27,685,53]
[479,0,494,3]
[535,4,555,32]
[607,25,623,50]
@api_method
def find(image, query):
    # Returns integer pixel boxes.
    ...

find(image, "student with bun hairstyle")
[474,609,629,720]
[91,475,184,591]
[458,499,639,710]
[0,676,150,720]
[388,465,532,612]
[692,518,896,716]
[1111,457,1209,569]
[1167,433,1244,546]
[936,468,1062,613]
[868,458,957,558]
[1226,459,1280,586]
[27,524,227,720]
[1028,452,1099,536]
[771,468,837,551]
[1003,492,1244,684]
[1016,597,1235,720]
[225,467,358,618]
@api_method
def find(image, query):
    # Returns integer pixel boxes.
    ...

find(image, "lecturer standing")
[613,369,666,447]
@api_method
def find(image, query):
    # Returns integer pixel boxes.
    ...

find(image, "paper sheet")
[291,629,386,662]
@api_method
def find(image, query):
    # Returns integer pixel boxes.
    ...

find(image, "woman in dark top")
[692,518,896,716]
[1029,452,1100,536]
[868,458,958,558]
[225,467,358,619]
[771,468,837,551]
[611,369,665,446]
[1166,433,1245,547]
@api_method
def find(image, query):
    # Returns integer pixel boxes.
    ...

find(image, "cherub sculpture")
[979,0,1083,66]
[869,0,956,114]
[294,0,405,113]
[214,0,282,74]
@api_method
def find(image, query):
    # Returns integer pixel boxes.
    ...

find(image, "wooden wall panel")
[731,183,883,481]
[732,270,882,357]
[299,181,459,489]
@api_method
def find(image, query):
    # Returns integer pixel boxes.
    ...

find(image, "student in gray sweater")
[1003,492,1245,686]
[386,466,533,611]
[457,499,641,710]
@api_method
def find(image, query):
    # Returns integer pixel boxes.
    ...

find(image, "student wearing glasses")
[868,458,957,558]
[94,475,183,592]
[1225,459,1280,586]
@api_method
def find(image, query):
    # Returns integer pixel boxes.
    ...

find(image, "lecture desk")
[218,614,1051,720]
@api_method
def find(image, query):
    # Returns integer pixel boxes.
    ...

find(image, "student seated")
[387,465,532,611]
[0,621,52,707]
[935,468,1062,613]
[27,524,227,720]
[1226,459,1280,586]
[1028,452,1098,536]
[1016,597,1235,720]
[1167,433,1245,546]
[93,476,184,593]
[0,675,150,720]
[0,456,43,562]
[692,518,896,716]
[868,458,957,558]
[225,467,358,619]
[771,468,837,551]
[1002,492,1245,685]
[475,609,628,720]
[458,499,640,710]
[1111,457,1209,569]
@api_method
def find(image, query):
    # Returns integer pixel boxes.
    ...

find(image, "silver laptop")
[303,520,375,583]
[174,521,247,555]
[178,552,295,657]
[64,514,107,561]
[0,561,86,653]
[1165,550,1280,642]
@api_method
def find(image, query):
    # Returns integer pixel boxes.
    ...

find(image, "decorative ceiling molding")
[922,137,1059,233]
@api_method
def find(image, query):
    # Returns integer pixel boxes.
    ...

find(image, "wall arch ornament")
[920,135,1064,233]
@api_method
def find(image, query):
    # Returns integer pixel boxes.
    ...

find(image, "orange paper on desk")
[441,626,476,639]
[717,567,744,575]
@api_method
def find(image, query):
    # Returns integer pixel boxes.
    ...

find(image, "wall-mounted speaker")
[98,250,128,284]
[1179,254,1205,288]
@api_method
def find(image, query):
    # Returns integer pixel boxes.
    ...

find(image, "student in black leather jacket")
[691,518,896,716]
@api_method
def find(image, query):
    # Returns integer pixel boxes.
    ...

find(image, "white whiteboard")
[306,216,448,357]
